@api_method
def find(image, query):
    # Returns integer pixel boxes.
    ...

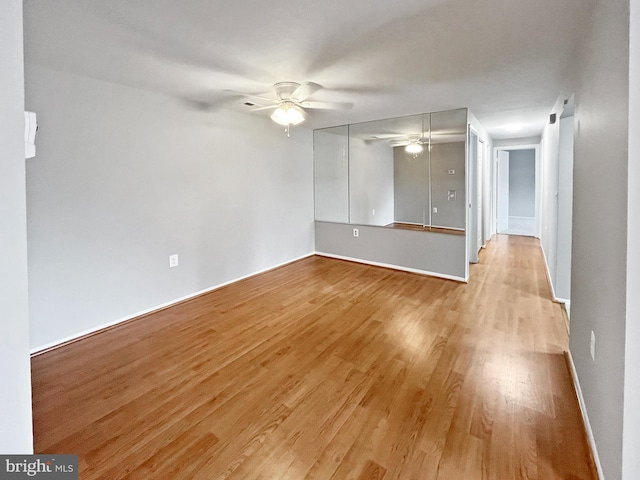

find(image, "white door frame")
[492,143,541,238]
[468,128,480,264]
[478,138,485,250]
[496,150,510,233]
[483,139,492,244]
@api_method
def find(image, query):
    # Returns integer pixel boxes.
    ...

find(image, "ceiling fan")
[242,82,353,136]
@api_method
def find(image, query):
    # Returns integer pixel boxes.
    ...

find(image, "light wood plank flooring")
[31,235,596,479]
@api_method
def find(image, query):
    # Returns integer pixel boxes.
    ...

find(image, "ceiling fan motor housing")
[274,81,301,101]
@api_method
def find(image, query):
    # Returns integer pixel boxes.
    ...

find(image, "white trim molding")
[315,251,468,283]
[539,242,571,306]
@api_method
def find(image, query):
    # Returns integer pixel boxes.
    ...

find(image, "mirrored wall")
[314,108,467,231]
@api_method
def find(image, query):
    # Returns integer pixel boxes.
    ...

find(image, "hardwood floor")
[31,235,597,479]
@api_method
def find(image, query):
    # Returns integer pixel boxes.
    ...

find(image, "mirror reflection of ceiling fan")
[370,134,429,155]
[241,82,353,136]
[369,129,466,154]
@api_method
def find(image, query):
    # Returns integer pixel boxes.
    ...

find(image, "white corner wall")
[467,111,493,242]
[555,116,574,302]
[570,0,630,478]
[25,64,315,350]
[540,116,560,297]
[0,1,34,453]
[623,0,640,478]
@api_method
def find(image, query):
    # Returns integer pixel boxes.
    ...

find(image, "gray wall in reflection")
[430,142,466,229]
[393,148,429,225]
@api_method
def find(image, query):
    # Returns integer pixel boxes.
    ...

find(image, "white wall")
[0,1,34,453]
[507,149,535,217]
[623,1,640,478]
[25,64,315,350]
[570,0,630,478]
[349,137,394,226]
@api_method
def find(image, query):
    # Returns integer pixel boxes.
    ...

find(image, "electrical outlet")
[448,190,456,201]
[590,331,596,361]
[372,209,375,216]
[169,254,179,268]
[353,228,359,238]
[448,169,455,175]
[433,207,438,214]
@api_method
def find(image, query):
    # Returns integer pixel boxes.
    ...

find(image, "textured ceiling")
[23,0,595,139]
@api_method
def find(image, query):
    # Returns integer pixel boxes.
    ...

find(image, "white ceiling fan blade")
[371,133,410,140]
[240,94,279,107]
[251,105,278,111]
[299,100,353,110]
[370,134,427,144]
[291,82,322,101]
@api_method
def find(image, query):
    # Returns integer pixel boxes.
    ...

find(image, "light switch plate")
[169,254,179,268]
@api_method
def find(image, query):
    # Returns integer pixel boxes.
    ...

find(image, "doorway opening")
[495,146,538,237]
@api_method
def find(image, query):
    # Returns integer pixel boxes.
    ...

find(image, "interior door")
[497,150,510,233]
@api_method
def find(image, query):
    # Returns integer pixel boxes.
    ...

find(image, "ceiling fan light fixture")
[405,142,423,154]
[271,101,306,126]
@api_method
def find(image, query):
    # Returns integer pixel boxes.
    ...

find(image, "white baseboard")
[565,351,605,479]
[30,252,315,355]
[540,244,560,301]
[315,251,467,283]
[539,244,572,314]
